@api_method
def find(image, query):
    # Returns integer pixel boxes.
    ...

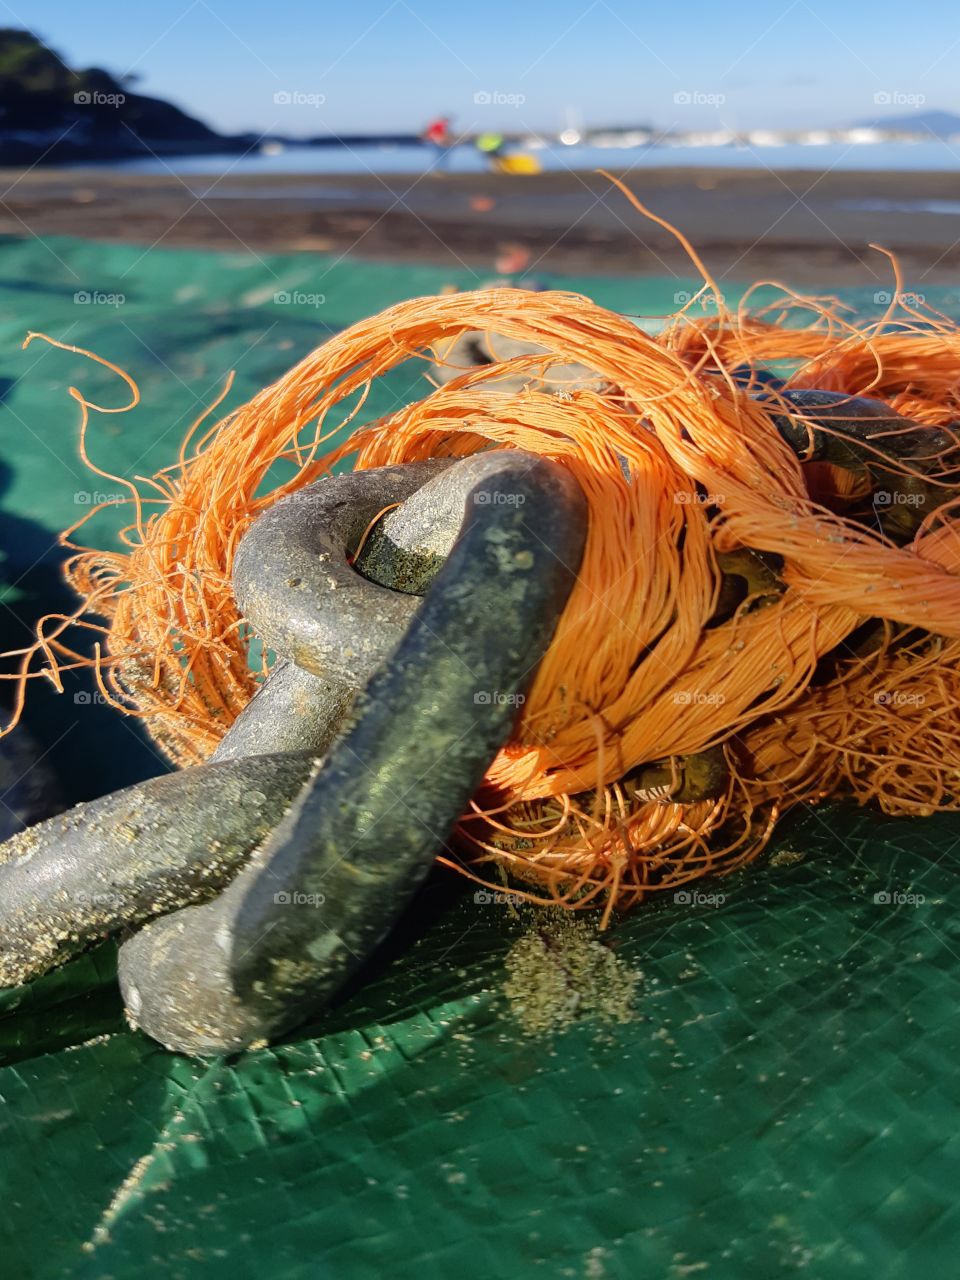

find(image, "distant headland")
[0,29,266,165]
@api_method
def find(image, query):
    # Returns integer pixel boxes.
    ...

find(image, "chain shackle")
[0,452,588,1057]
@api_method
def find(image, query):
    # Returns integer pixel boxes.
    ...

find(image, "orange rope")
[9,209,960,915]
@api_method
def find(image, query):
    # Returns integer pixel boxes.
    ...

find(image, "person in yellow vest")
[475,132,543,174]
[476,131,506,164]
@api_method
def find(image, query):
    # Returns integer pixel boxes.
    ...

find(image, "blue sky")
[18,0,960,135]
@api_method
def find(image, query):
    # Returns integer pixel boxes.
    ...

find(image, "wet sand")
[2,165,959,285]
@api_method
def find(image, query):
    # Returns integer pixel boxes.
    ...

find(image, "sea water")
[103,138,960,179]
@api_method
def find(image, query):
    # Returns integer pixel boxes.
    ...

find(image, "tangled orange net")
[9,183,960,922]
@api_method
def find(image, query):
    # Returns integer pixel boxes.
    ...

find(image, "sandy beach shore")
[2,164,959,285]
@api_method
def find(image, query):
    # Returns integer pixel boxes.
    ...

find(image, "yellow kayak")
[492,153,542,175]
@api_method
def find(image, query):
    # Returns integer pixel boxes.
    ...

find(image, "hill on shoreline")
[0,28,256,164]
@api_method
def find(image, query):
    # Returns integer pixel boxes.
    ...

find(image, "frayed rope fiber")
[9,182,960,921]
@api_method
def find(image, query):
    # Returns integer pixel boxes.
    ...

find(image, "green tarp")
[0,234,957,1278]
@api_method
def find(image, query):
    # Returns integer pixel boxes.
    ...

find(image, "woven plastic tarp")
[0,234,957,1278]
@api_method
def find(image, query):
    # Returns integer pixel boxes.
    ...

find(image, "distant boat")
[586,129,654,148]
[746,130,786,147]
[843,127,884,145]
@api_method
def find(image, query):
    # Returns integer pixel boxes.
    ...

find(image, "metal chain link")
[0,452,587,1055]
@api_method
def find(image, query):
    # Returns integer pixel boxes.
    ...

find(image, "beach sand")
[2,164,959,286]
